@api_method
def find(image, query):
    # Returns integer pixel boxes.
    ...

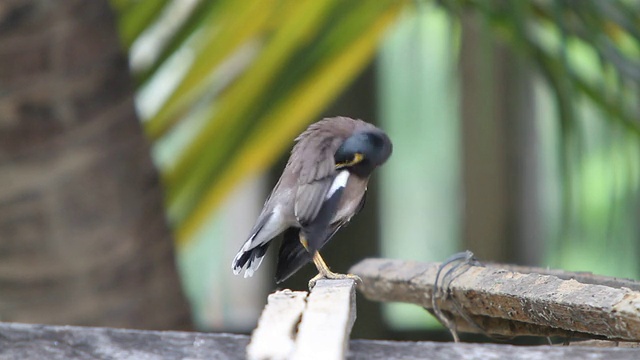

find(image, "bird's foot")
[308,271,362,290]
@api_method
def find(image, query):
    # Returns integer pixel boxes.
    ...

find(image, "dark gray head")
[334,130,392,178]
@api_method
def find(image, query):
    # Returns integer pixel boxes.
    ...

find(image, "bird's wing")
[293,135,340,223]
[275,171,349,282]
[324,190,367,242]
[293,177,333,225]
[300,171,348,251]
[275,191,367,284]
[294,138,352,251]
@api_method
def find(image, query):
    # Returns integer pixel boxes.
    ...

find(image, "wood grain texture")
[247,290,308,360]
[292,279,357,360]
[0,322,639,359]
[350,258,640,341]
[347,339,640,360]
[248,279,357,360]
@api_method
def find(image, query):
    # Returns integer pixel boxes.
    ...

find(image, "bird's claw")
[308,272,362,290]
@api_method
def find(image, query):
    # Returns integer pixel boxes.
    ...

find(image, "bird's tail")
[232,241,270,278]
[275,228,314,283]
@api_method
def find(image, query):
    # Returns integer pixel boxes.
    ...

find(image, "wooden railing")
[1,258,639,359]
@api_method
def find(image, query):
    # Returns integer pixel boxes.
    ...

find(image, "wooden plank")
[0,322,250,360]
[0,322,639,359]
[247,279,357,360]
[247,289,308,360]
[292,279,357,360]
[494,264,640,292]
[348,339,640,360]
[422,309,609,340]
[573,340,640,348]
[350,258,640,341]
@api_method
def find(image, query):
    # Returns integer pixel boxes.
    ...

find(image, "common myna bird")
[231,116,392,287]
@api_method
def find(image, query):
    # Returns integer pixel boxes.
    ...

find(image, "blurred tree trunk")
[460,11,543,265]
[0,0,191,329]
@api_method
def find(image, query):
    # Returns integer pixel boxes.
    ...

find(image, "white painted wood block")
[291,279,356,360]
[247,279,357,360]
[247,289,308,360]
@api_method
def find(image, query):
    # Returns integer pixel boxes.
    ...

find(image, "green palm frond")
[112,0,639,250]
[111,0,405,246]
[111,0,170,48]
[440,0,640,133]
[440,0,640,253]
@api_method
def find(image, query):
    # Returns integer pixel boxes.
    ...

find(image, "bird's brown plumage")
[288,117,378,225]
[231,116,391,281]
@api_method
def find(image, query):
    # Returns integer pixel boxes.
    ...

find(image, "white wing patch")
[326,170,350,199]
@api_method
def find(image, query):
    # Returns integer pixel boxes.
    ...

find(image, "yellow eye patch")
[335,152,364,169]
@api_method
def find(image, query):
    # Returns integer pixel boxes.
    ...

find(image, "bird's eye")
[335,152,364,169]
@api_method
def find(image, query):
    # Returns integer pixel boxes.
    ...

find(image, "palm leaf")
[112,0,169,48]
[178,2,404,242]
[110,0,406,247]
[111,0,640,251]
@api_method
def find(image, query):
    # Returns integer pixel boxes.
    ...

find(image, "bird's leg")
[308,251,361,289]
[299,233,361,289]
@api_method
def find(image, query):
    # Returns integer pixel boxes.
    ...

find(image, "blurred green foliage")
[110,0,640,267]
[110,0,404,246]
[110,0,640,332]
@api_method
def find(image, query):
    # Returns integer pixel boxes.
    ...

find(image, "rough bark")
[0,0,190,329]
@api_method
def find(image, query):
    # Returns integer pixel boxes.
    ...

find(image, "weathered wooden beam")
[573,340,640,348]
[0,321,639,359]
[422,309,609,340]
[292,279,357,360]
[247,289,308,360]
[347,339,640,360]
[494,264,640,292]
[350,258,640,342]
[0,322,250,360]
[248,279,357,360]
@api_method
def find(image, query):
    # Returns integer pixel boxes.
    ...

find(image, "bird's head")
[334,130,392,177]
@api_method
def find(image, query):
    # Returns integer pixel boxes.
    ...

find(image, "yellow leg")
[308,252,362,288]
[312,251,337,278]
[300,233,361,289]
